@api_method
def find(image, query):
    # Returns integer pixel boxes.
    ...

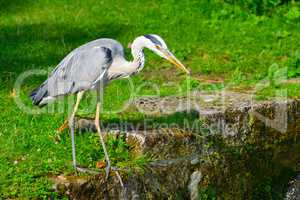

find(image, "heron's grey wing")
[46,46,112,97]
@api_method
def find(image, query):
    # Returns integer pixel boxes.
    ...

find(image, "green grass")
[0,0,299,198]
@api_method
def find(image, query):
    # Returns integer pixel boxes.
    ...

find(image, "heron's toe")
[76,166,99,174]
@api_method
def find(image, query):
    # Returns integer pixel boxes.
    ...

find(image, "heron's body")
[30,34,189,178]
[30,38,145,106]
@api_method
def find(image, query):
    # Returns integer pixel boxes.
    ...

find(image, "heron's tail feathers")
[30,82,49,107]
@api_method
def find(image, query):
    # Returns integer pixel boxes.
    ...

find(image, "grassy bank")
[0,0,299,198]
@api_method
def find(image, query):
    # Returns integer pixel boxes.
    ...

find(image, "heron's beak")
[164,50,190,75]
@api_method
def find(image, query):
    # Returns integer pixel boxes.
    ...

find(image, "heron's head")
[136,34,190,74]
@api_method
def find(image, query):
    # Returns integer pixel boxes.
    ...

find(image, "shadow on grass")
[0,23,132,86]
[0,0,32,14]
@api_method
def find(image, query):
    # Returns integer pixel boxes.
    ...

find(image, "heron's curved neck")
[131,49,145,71]
[130,37,146,72]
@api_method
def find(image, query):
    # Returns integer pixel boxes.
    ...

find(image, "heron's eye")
[156,45,161,50]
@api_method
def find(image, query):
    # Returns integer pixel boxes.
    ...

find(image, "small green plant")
[222,0,292,15]
[107,135,151,170]
[198,185,217,200]
[230,67,244,85]
[285,6,300,21]
[286,51,300,78]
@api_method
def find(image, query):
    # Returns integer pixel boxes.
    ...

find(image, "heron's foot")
[96,161,123,186]
[104,164,124,187]
[96,160,111,180]
[75,166,99,174]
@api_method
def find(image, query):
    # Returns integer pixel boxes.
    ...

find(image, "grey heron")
[30,34,189,177]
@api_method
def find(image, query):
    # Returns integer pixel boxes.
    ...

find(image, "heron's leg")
[94,99,111,180]
[69,91,84,170]
[95,108,124,185]
[95,90,124,186]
